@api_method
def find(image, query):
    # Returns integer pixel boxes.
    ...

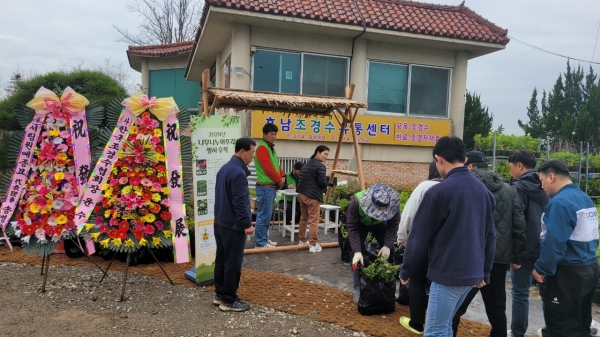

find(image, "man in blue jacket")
[400,136,496,336]
[533,160,599,336]
[213,137,256,312]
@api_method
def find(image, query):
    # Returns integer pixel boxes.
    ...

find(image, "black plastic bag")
[338,224,352,263]
[392,245,404,266]
[358,275,396,315]
[64,239,83,258]
[397,283,410,306]
[364,241,380,266]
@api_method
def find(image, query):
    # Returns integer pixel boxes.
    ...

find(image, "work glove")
[352,252,364,270]
[378,246,390,260]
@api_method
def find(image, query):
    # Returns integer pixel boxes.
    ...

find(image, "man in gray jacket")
[452,151,526,337]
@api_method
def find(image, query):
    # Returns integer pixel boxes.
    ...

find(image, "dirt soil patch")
[0,246,494,337]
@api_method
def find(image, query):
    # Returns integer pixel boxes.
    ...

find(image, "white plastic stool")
[319,204,340,234]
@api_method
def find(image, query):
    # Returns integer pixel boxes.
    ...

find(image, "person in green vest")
[346,183,400,302]
[278,161,304,226]
[254,123,285,248]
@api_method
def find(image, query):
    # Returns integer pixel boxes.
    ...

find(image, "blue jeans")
[510,263,535,337]
[255,185,277,247]
[424,282,472,337]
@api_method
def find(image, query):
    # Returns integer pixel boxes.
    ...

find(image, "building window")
[409,65,450,117]
[367,61,451,117]
[149,68,200,110]
[252,49,348,97]
[223,57,231,89]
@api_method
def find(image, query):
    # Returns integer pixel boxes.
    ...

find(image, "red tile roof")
[185,0,509,76]
[127,41,194,57]
[203,0,509,45]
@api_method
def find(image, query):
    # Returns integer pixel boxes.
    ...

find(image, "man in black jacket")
[452,151,526,337]
[213,138,256,312]
[507,150,549,337]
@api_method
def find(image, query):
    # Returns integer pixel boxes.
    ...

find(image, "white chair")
[319,204,340,234]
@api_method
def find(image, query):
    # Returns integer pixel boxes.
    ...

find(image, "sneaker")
[399,317,423,335]
[537,328,543,337]
[267,240,277,246]
[309,243,322,253]
[213,296,222,306]
[219,299,250,312]
[255,243,276,248]
[298,240,309,246]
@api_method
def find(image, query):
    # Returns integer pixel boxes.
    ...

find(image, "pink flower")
[160,199,170,207]
[130,177,141,186]
[141,178,152,187]
[59,131,70,138]
[119,177,128,185]
[38,141,59,161]
[151,136,161,144]
[154,221,164,230]
[152,183,162,192]
[109,218,119,226]
[99,224,108,233]
[95,217,103,225]
[143,225,155,235]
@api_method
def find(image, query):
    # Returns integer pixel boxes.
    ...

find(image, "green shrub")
[550,151,579,167]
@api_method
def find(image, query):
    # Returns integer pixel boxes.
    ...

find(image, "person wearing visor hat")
[346,183,401,302]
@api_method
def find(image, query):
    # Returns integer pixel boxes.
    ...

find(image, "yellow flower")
[163,230,173,238]
[156,154,166,162]
[105,188,112,198]
[130,126,139,134]
[157,172,164,178]
[122,186,132,194]
[56,215,68,225]
[112,238,122,247]
[29,203,40,214]
[161,187,170,195]
[152,237,161,246]
[48,130,60,137]
[84,223,95,232]
[151,193,161,202]
[144,213,156,223]
[124,239,135,248]
[101,183,109,191]
[153,129,162,137]
[54,172,65,181]
[100,238,110,248]
[111,167,118,174]
[122,167,129,172]
[133,186,142,193]
[56,153,67,162]
[104,210,112,218]
[90,232,101,241]
[139,238,148,246]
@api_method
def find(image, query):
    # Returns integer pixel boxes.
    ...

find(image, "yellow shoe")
[399,316,423,335]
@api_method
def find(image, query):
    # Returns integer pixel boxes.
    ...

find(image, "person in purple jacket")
[399,136,496,337]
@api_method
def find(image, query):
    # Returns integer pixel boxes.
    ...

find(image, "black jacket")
[214,156,252,232]
[511,170,549,265]
[471,169,526,264]
[296,157,328,202]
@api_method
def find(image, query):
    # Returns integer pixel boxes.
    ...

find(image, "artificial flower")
[56,214,68,225]
[124,239,135,248]
[112,238,122,247]
[152,237,161,246]
[162,230,172,238]
[139,238,148,246]
[90,232,101,241]
[100,238,110,248]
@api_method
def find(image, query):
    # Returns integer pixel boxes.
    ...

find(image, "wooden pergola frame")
[200,69,367,203]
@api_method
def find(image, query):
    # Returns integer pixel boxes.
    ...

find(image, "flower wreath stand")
[0,87,107,292]
[75,92,189,301]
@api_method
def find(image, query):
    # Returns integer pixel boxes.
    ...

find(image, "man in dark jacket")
[400,136,496,336]
[452,151,526,337]
[213,138,256,312]
[507,150,549,337]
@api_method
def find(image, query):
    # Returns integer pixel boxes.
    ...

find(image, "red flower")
[99,224,108,233]
[157,165,166,173]
[140,208,149,215]
[143,225,155,235]
[53,226,64,236]
[134,230,144,240]
[155,145,164,153]
[158,176,167,185]
[141,191,152,201]
[118,220,129,231]
[108,229,118,239]
[95,216,103,225]
[22,225,35,236]
[150,203,161,214]
[160,211,171,221]
[141,112,150,119]
[116,230,127,239]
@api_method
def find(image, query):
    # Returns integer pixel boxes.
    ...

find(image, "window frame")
[251,48,350,97]
[365,60,452,119]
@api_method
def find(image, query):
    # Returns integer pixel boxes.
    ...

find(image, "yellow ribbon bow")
[26,87,89,113]
[121,91,178,121]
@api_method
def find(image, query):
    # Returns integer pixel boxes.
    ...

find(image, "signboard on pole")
[191,115,241,285]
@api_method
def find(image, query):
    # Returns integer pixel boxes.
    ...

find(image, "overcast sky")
[1,0,599,135]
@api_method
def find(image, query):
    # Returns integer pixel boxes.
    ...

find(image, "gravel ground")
[0,262,369,337]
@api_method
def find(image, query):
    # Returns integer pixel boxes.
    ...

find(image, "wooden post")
[201,69,210,116]
[349,108,365,189]
[325,115,347,204]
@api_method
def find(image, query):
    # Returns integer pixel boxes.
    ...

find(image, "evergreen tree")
[518,88,545,138]
[463,91,493,150]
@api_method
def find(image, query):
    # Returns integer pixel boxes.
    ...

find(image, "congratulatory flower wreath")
[79,95,179,254]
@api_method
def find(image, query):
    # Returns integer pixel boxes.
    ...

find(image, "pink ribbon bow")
[43,93,78,114]
[139,95,158,108]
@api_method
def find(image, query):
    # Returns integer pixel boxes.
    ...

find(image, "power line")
[591,21,600,62]
[507,35,600,65]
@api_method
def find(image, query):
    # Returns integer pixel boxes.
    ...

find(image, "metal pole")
[578,142,583,187]
[492,132,497,172]
[585,142,590,193]
[546,136,550,160]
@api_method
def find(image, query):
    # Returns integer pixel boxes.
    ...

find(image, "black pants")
[541,263,600,337]
[408,255,429,331]
[214,223,246,304]
[452,263,508,337]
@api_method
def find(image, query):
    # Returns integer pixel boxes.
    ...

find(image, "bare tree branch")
[114,0,203,45]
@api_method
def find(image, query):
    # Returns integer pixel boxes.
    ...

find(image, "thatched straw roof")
[203,87,367,115]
